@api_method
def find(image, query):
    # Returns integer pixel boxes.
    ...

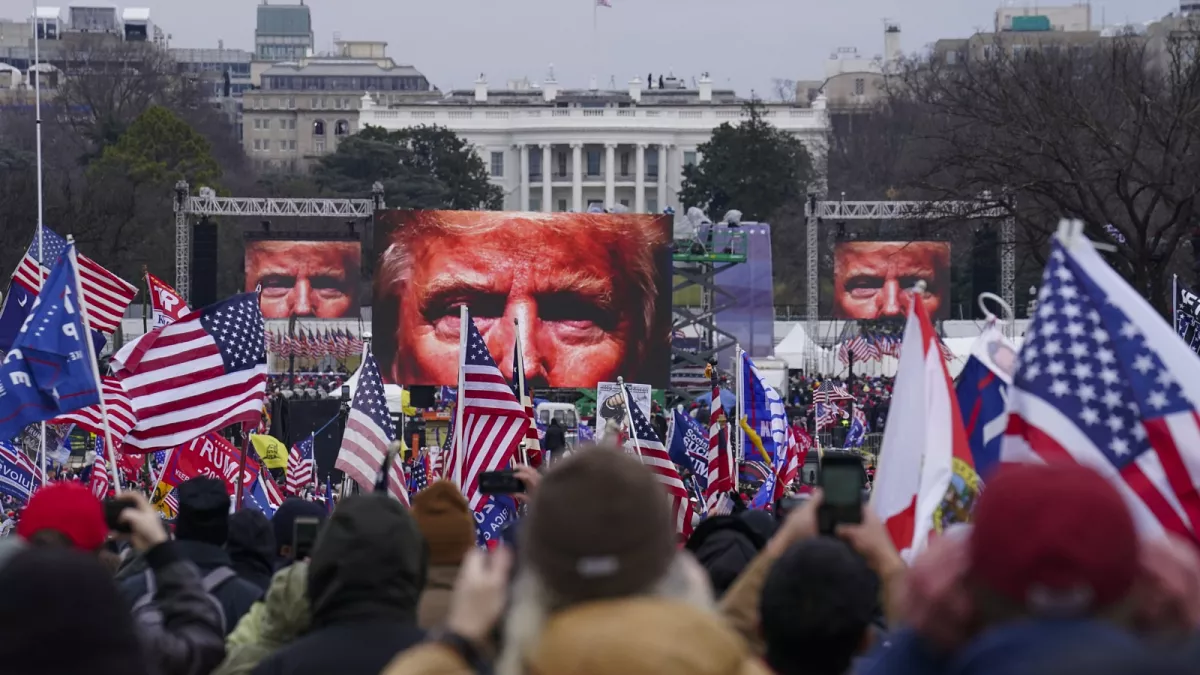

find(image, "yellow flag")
[151,482,177,519]
[250,434,288,470]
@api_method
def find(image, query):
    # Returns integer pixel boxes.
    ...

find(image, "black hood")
[307,494,428,628]
[685,514,769,597]
[226,509,276,592]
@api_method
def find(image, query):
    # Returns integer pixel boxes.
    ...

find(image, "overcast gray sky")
[6,0,1180,96]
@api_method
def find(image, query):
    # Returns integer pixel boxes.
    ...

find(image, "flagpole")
[67,240,122,494]
[617,377,642,458]
[310,431,317,495]
[32,2,49,484]
[1173,275,1179,334]
[453,305,468,489]
[734,344,743,473]
[514,316,529,466]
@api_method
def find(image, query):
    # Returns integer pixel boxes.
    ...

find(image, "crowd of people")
[1,444,1197,675]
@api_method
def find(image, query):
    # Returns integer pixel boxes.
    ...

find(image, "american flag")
[434,411,452,479]
[53,376,136,447]
[410,453,430,494]
[89,436,110,498]
[12,228,136,334]
[596,0,612,6]
[813,380,854,404]
[512,329,541,460]
[624,382,693,538]
[838,336,879,364]
[1004,235,1200,543]
[445,315,526,511]
[286,435,315,496]
[705,368,733,514]
[163,489,179,513]
[815,401,847,432]
[334,347,409,505]
[110,292,268,452]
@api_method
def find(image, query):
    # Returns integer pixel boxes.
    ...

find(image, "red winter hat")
[17,482,108,551]
[969,463,1137,617]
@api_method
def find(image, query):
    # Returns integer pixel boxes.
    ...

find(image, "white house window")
[334,120,350,136]
[854,78,865,96]
[313,120,326,136]
[490,151,505,177]
[684,150,697,166]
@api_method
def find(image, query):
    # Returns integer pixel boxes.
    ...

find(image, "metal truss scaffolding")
[803,199,1014,371]
[172,180,383,302]
[670,229,748,397]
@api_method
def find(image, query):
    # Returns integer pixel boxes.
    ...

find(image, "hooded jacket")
[686,514,771,598]
[249,495,428,675]
[212,562,311,675]
[226,510,276,593]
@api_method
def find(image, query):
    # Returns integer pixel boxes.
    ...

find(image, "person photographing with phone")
[2,485,228,675]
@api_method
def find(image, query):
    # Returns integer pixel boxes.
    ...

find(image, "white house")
[357,69,828,213]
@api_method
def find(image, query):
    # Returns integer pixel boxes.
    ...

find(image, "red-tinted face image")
[833,241,950,319]
[245,240,360,319]
[374,210,671,388]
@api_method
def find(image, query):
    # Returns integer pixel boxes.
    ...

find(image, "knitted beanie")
[524,447,675,605]
[411,481,475,566]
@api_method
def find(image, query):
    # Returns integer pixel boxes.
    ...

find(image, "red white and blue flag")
[90,436,110,498]
[5,228,136,336]
[286,435,315,496]
[624,381,694,538]
[334,347,408,505]
[446,314,526,511]
[705,366,733,514]
[110,293,268,452]
[1004,229,1200,544]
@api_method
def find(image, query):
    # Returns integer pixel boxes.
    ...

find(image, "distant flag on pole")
[0,228,136,350]
[147,272,190,328]
[596,0,612,6]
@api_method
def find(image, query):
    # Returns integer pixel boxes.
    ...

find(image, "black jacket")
[544,423,566,452]
[250,494,428,675]
[121,540,264,636]
[134,541,228,675]
[685,513,771,598]
[227,509,276,593]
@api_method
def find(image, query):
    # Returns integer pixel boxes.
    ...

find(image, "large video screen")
[833,241,951,320]
[373,209,673,388]
[244,239,361,319]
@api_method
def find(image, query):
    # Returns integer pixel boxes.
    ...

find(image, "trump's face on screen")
[833,241,950,319]
[244,240,360,319]
[373,210,670,388]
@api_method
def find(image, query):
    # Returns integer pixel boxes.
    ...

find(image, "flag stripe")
[114,293,267,452]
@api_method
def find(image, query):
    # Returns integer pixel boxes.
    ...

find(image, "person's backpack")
[132,566,236,635]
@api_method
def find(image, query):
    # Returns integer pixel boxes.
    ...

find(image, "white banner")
[595,381,652,442]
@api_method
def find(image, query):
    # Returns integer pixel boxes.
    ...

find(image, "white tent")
[773,324,826,369]
[343,360,406,415]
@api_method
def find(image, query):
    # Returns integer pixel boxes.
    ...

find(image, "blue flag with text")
[0,248,100,441]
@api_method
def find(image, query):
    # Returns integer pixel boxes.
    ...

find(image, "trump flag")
[0,247,100,441]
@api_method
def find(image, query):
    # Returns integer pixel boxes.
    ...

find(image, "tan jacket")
[417,564,458,630]
[383,597,770,675]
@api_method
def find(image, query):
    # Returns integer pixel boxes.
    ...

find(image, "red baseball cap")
[17,483,108,551]
[969,462,1138,616]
